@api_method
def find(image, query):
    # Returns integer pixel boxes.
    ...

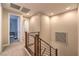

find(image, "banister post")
[25,32,28,48]
[36,34,40,56]
[50,46,51,56]
[34,35,37,56]
[34,34,40,56]
[39,39,41,56]
[55,49,58,56]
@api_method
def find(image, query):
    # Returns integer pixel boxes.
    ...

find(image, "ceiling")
[2,3,77,17]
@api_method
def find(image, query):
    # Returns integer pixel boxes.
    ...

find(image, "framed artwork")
[55,32,68,43]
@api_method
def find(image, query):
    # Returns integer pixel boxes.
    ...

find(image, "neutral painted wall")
[40,15,51,43]
[29,14,41,32]
[34,10,77,56]
[50,10,77,56]
[29,14,51,43]
[24,18,29,32]
[78,5,79,56]
[29,10,78,56]
[0,3,2,52]
[2,8,9,47]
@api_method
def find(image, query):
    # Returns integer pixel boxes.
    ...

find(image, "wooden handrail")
[29,35,35,38]
[29,32,40,33]
[29,32,40,36]
[29,32,40,34]
[39,38,56,50]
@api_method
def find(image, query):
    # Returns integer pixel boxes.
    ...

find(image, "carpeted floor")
[0,41,29,56]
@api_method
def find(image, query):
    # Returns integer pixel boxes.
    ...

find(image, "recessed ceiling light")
[26,13,30,15]
[66,7,71,10]
[50,12,54,15]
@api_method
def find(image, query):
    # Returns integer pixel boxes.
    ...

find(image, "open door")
[9,15,20,44]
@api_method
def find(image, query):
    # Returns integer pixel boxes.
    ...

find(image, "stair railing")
[25,32,58,56]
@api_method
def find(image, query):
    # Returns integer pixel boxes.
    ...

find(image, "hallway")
[0,3,78,56]
[0,41,28,56]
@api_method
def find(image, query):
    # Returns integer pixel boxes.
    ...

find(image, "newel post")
[25,32,28,48]
[34,35,37,56]
[36,34,40,56]
[50,46,51,56]
[55,49,58,56]
[34,34,40,56]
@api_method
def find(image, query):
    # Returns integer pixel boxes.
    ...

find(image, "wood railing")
[25,32,58,56]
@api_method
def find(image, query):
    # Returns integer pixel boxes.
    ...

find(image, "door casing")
[8,13,23,45]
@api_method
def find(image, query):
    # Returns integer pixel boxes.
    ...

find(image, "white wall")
[29,10,78,56]
[37,10,77,56]
[50,10,77,56]
[19,15,24,42]
[29,14,51,44]
[29,14,41,32]
[24,18,29,32]
[2,8,9,47]
[0,3,2,52]
[78,5,79,56]
[40,15,51,43]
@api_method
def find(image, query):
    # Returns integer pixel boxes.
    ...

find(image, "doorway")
[9,15,20,44]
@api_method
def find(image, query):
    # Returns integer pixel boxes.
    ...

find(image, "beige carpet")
[0,41,29,56]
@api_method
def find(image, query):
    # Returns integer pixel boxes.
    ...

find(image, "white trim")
[8,13,22,45]
[17,16,20,40]
[8,13,10,45]
[0,3,2,52]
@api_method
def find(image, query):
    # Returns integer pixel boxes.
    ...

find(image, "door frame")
[8,13,22,45]
[0,3,2,52]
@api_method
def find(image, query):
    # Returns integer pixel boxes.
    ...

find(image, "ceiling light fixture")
[26,13,30,16]
[65,7,71,10]
[50,12,54,16]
